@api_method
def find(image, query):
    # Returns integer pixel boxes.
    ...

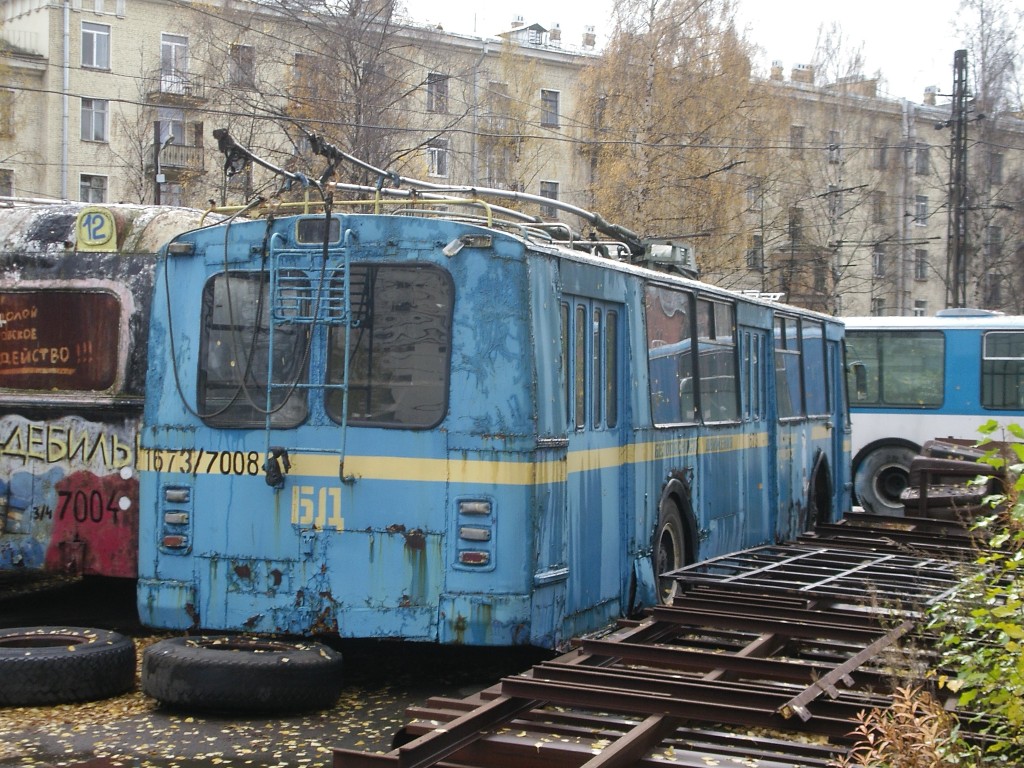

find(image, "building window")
[746,181,763,212]
[0,89,12,139]
[913,300,928,317]
[80,174,107,203]
[873,136,888,170]
[872,246,886,278]
[826,129,841,164]
[986,225,1003,262]
[427,138,448,177]
[160,33,189,93]
[915,143,930,175]
[870,297,885,316]
[990,152,1004,184]
[914,249,928,281]
[790,125,805,156]
[788,206,803,243]
[872,190,886,224]
[80,98,108,142]
[746,234,764,270]
[539,180,559,217]
[229,44,256,88]
[914,195,928,226]
[82,22,111,69]
[813,264,827,293]
[0,169,12,197]
[540,89,560,127]
[426,72,448,113]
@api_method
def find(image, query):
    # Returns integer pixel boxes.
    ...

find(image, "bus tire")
[142,635,344,713]
[854,444,919,514]
[654,498,686,604]
[807,456,833,530]
[0,626,136,706]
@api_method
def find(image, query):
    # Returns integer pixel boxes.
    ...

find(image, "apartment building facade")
[2,0,1022,316]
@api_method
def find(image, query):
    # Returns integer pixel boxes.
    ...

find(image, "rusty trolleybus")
[137,133,850,647]
[0,202,214,582]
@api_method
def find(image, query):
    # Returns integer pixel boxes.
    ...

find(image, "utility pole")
[944,50,970,308]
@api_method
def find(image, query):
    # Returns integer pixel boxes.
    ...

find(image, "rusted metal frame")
[777,618,916,721]
[647,605,889,645]
[578,637,871,685]
[668,590,895,629]
[394,719,840,768]
[405,703,842,767]
[521,660,890,727]
[332,695,539,768]
[499,674,877,738]
[668,546,829,583]
[673,563,956,604]
[806,523,976,550]
[574,714,680,768]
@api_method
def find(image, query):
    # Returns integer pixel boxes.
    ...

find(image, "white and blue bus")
[845,312,1024,514]
[135,137,850,648]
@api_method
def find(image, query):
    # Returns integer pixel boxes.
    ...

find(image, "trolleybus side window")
[774,315,803,419]
[605,310,618,428]
[563,299,620,431]
[574,304,587,429]
[0,289,121,391]
[981,331,1024,409]
[325,264,452,428]
[645,285,696,426]
[197,271,309,428]
[696,298,739,422]
[846,330,944,407]
[802,319,829,416]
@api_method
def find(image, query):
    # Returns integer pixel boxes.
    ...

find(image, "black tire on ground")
[142,635,344,713]
[654,498,686,604]
[854,444,919,514]
[0,626,136,706]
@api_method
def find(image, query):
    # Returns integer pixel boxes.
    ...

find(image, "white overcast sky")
[402,0,987,102]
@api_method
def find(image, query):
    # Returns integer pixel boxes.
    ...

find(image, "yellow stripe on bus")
[137,429,822,487]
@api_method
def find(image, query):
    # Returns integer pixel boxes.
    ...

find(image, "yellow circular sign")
[76,206,116,251]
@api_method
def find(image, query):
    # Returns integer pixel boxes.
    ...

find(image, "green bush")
[927,420,1024,763]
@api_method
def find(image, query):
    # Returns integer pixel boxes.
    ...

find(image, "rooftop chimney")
[770,60,783,81]
[924,85,938,106]
[511,15,524,28]
[791,64,814,84]
[549,23,561,46]
[582,25,596,50]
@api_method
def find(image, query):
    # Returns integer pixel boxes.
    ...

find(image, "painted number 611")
[290,485,344,531]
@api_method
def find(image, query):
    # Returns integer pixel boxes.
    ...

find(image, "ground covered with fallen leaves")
[0,637,543,768]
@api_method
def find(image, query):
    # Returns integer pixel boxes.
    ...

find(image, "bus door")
[562,296,625,635]
[739,324,773,545]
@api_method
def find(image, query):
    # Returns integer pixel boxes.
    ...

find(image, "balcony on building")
[147,70,207,105]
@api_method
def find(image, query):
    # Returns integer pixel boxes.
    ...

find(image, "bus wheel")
[655,499,686,604]
[142,635,344,713]
[807,459,833,530]
[855,445,918,514]
[0,626,136,706]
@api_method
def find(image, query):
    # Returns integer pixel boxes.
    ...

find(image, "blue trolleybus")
[845,312,1024,514]
[136,136,850,647]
